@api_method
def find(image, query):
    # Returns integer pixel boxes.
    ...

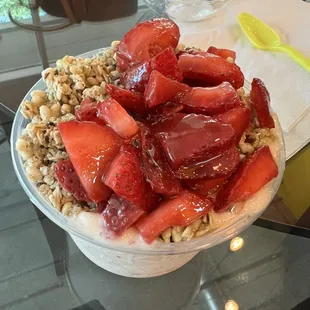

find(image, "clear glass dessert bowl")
[11,48,285,278]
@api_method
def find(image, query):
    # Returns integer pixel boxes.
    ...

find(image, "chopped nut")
[171,226,184,242]
[161,227,172,243]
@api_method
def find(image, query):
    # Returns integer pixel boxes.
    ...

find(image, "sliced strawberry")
[97,201,107,213]
[101,194,145,236]
[155,114,235,169]
[150,46,183,82]
[181,82,241,115]
[104,144,156,211]
[215,106,252,143]
[250,78,275,128]
[97,98,139,139]
[58,121,120,202]
[136,191,214,243]
[178,53,244,89]
[75,101,99,123]
[207,46,236,61]
[144,70,191,108]
[183,177,228,196]
[122,46,183,93]
[175,146,240,180]
[116,18,180,71]
[139,122,182,197]
[80,98,95,106]
[215,146,278,212]
[105,84,148,114]
[147,102,184,126]
[121,62,151,93]
[54,158,90,202]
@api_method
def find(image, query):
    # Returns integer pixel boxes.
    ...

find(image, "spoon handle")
[279,44,310,72]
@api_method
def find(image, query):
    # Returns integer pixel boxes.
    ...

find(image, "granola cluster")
[16,41,121,215]
[16,42,277,242]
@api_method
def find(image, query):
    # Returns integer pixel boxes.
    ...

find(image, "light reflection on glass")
[225,299,239,310]
[230,237,244,252]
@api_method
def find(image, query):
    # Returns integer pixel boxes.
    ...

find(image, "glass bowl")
[11,48,285,278]
[143,0,230,22]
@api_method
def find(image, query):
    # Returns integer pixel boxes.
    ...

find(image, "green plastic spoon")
[238,12,310,72]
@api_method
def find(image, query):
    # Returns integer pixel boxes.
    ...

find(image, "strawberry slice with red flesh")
[155,113,235,169]
[54,158,90,202]
[180,82,241,116]
[147,102,184,127]
[175,146,240,180]
[207,46,236,61]
[97,98,139,139]
[105,84,148,114]
[215,145,278,212]
[58,121,121,202]
[250,78,275,128]
[139,122,182,197]
[215,106,252,144]
[136,190,214,243]
[104,144,157,212]
[178,53,244,89]
[116,18,180,72]
[183,177,228,196]
[122,46,183,93]
[81,98,95,106]
[101,194,145,236]
[144,70,191,108]
[75,101,99,123]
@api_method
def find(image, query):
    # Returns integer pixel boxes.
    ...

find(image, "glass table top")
[1,2,310,309]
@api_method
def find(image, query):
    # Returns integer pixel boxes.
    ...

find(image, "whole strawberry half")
[58,121,121,203]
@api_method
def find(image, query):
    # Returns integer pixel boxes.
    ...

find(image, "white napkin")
[178,0,310,159]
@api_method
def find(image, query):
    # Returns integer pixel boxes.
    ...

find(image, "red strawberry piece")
[147,102,184,127]
[58,121,121,202]
[97,98,139,139]
[120,61,151,93]
[136,190,214,243]
[80,98,94,106]
[215,106,252,143]
[116,18,180,72]
[54,158,90,202]
[178,53,244,89]
[97,201,108,213]
[207,46,236,61]
[105,84,148,114]
[101,194,145,236]
[139,122,182,197]
[180,82,241,116]
[175,146,240,180]
[215,145,278,212]
[150,46,183,82]
[75,101,99,123]
[155,113,235,169]
[183,177,228,196]
[104,144,156,211]
[122,46,183,93]
[250,78,275,128]
[144,70,191,108]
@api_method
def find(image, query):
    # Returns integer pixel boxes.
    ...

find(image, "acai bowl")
[11,18,285,278]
